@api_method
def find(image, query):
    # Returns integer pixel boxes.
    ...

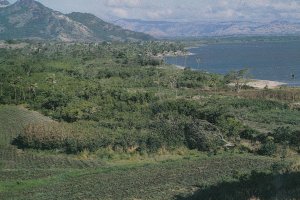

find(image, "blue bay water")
[165,41,300,86]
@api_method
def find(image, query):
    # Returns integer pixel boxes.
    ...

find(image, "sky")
[9,0,300,22]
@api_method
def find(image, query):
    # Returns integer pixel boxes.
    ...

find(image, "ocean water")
[165,41,300,86]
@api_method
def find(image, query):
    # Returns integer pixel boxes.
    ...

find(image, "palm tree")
[10,76,22,104]
[196,57,201,68]
[0,81,3,97]
[46,74,57,90]
[28,83,38,100]
[225,69,250,93]
[169,71,180,98]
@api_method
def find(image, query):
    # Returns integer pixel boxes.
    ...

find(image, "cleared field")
[0,105,104,170]
[0,105,52,147]
[0,106,277,199]
[0,155,274,200]
[4,102,300,199]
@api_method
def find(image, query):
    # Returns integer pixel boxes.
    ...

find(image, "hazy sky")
[9,0,300,22]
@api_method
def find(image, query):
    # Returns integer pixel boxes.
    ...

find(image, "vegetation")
[0,40,299,199]
[177,170,300,200]
[1,41,299,154]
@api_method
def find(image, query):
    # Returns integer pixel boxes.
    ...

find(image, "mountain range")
[0,0,152,41]
[115,19,300,38]
[0,0,10,7]
[1,0,300,41]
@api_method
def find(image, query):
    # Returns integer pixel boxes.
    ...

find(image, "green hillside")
[0,107,278,200]
[0,40,299,199]
[0,106,278,199]
[0,0,152,41]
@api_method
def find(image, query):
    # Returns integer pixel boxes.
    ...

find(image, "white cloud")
[111,8,129,18]
[146,9,173,20]
[272,1,300,11]
[10,0,300,22]
[105,0,141,8]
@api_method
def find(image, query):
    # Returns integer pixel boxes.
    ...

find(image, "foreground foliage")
[1,41,299,155]
[0,40,299,199]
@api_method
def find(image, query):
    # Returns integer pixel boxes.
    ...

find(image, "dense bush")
[217,117,244,138]
[12,122,168,154]
[230,98,288,111]
[13,115,227,154]
[269,127,300,151]
[258,138,277,156]
[184,120,222,151]
[271,126,293,144]
[177,69,222,88]
[12,122,68,150]
[184,170,300,200]
[290,130,300,151]
[239,127,261,140]
[2,41,299,157]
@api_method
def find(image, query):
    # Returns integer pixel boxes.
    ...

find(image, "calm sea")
[165,41,300,86]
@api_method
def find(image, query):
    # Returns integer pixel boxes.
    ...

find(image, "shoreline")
[172,64,288,89]
[154,51,195,59]
[173,65,186,70]
[245,79,287,89]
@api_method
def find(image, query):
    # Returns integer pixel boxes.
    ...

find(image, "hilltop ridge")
[0,0,153,41]
[116,19,300,38]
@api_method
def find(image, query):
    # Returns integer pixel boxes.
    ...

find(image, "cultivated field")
[0,105,278,200]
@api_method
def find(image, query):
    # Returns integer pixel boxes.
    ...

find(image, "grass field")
[0,154,274,200]
[0,105,279,199]
[0,105,53,147]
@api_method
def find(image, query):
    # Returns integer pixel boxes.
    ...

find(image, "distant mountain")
[67,12,153,41]
[115,19,300,38]
[0,0,152,41]
[0,0,10,7]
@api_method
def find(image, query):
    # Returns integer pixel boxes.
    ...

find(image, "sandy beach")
[172,64,287,89]
[246,79,286,89]
[226,79,286,89]
[155,51,195,59]
[173,65,186,70]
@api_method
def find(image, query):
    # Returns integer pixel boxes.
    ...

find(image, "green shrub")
[290,130,300,151]
[240,128,260,140]
[184,120,222,151]
[145,135,162,153]
[271,126,293,144]
[258,139,277,156]
[217,117,243,138]
[271,161,291,174]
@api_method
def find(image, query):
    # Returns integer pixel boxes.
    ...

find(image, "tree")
[46,74,57,90]
[259,137,277,156]
[184,120,224,151]
[9,76,23,104]
[196,57,201,68]
[225,69,250,93]
[0,81,3,97]
[271,126,293,144]
[28,83,38,101]
[169,71,180,98]
[291,130,300,151]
